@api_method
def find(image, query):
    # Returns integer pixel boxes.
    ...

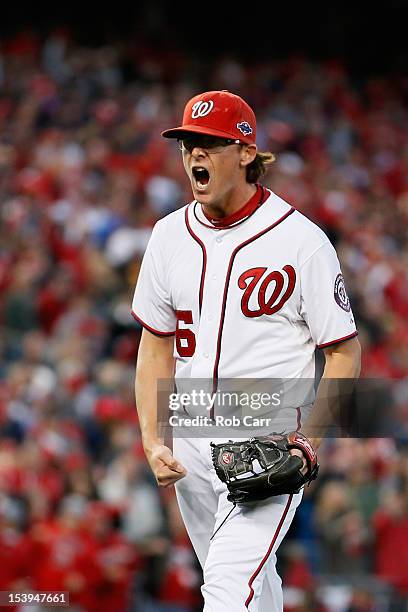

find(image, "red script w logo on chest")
[238,265,296,318]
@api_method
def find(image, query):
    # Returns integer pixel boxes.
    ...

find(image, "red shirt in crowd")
[91,530,142,612]
[158,533,202,608]
[373,509,408,594]
[32,519,101,610]
[0,527,37,589]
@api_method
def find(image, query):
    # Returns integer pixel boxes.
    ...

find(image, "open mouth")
[192,167,210,189]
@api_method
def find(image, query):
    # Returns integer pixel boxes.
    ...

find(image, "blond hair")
[246,151,276,183]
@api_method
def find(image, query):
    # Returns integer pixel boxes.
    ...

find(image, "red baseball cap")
[161,90,256,145]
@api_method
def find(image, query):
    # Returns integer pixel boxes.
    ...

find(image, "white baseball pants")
[174,436,303,612]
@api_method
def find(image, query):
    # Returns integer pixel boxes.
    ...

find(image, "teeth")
[192,166,210,190]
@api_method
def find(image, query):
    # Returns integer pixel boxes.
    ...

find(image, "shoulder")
[147,203,191,248]
[266,190,331,254]
[290,210,330,246]
[151,202,190,237]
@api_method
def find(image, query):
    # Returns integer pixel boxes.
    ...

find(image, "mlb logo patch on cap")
[237,121,253,136]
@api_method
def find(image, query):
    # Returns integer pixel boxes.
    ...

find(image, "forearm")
[300,337,361,449]
[135,331,175,452]
[135,330,186,486]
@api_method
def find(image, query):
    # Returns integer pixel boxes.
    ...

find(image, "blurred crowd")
[0,29,407,611]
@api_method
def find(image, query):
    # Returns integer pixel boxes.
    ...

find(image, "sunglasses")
[178,135,241,153]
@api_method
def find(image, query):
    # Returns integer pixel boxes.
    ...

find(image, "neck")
[201,183,257,219]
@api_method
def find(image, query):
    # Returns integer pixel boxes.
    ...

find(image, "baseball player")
[132,90,361,611]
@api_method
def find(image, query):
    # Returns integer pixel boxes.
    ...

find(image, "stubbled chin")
[193,193,213,207]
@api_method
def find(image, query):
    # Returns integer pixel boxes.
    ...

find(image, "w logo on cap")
[237,121,253,136]
[191,100,214,119]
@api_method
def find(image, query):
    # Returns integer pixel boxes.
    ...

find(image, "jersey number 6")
[175,310,196,357]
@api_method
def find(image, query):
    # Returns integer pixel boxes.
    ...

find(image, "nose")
[190,146,207,157]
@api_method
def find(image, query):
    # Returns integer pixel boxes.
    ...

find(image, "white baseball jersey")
[132,186,358,611]
[132,187,357,382]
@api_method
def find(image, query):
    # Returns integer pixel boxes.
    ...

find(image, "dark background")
[1,0,407,74]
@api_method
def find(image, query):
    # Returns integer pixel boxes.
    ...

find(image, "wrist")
[142,437,163,454]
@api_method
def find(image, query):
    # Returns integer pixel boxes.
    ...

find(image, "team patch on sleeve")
[334,273,351,312]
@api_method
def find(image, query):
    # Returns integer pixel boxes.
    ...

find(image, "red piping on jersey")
[202,184,263,227]
[185,207,207,314]
[131,311,175,337]
[211,207,295,418]
[296,407,302,431]
[317,330,358,349]
[245,494,293,609]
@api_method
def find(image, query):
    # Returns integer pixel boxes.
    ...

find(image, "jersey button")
[212,275,217,281]
[203,352,209,358]
[216,236,222,243]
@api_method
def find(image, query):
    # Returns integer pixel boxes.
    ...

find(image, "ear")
[239,144,257,168]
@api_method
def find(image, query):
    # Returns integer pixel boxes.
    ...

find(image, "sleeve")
[299,241,358,349]
[131,222,176,336]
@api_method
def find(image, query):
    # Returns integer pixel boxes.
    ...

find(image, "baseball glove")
[210,431,319,504]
